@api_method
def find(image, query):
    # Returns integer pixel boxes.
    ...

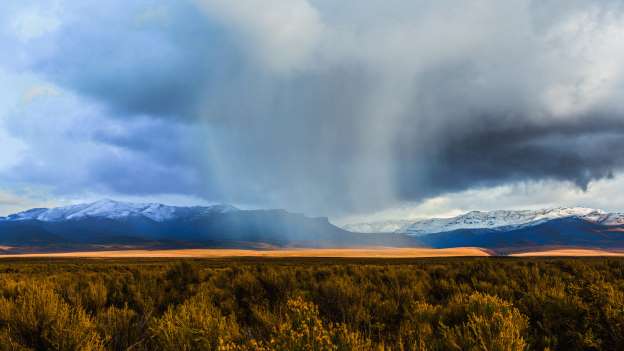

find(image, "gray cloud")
[396,115,624,199]
[21,1,242,119]
[3,0,624,216]
[2,92,207,199]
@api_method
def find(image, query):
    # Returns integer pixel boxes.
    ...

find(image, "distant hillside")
[343,207,624,234]
[344,207,624,251]
[3,201,624,252]
[0,200,419,249]
[417,217,624,249]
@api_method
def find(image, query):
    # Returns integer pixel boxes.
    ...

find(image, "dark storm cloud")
[4,0,624,215]
[396,116,624,200]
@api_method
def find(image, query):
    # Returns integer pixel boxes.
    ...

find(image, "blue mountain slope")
[418,217,624,249]
[2,201,624,250]
[0,206,420,248]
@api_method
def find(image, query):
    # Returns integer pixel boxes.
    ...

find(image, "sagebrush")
[0,257,621,350]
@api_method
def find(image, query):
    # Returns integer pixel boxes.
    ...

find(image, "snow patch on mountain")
[342,220,414,234]
[0,199,238,222]
[598,213,624,226]
[403,207,604,235]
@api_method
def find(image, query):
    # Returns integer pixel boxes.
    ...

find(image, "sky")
[1,0,624,222]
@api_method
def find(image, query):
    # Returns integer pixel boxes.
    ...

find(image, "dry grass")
[0,247,491,258]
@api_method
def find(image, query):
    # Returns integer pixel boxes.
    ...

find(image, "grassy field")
[0,257,622,350]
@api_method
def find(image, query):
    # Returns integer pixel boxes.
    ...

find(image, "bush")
[267,296,373,351]
[0,257,620,350]
[97,304,144,350]
[440,292,528,351]
[150,290,240,351]
[0,282,103,350]
[399,301,439,351]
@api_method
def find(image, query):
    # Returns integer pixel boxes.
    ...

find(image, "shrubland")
[0,257,621,350]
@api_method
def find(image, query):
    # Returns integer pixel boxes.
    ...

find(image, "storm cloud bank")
[2,0,624,216]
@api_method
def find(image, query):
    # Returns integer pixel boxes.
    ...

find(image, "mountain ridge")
[2,202,624,252]
[343,207,624,235]
[0,199,238,223]
[0,200,419,249]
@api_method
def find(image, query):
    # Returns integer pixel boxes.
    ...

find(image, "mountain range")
[0,199,416,250]
[343,207,624,234]
[1,200,624,252]
[3,200,237,223]
[344,207,624,251]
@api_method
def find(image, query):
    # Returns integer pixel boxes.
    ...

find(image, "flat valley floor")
[1,247,624,258]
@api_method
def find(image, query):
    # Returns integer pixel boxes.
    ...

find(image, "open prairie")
[0,247,491,258]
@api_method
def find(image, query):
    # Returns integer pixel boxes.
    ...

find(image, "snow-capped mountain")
[344,207,624,236]
[0,200,374,249]
[342,220,414,234]
[0,199,238,223]
[2,201,624,250]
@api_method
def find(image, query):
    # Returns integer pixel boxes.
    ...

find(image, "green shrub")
[440,292,528,351]
[0,257,620,350]
[0,328,33,351]
[97,305,143,350]
[150,290,240,351]
[399,301,440,351]
[0,282,103,350]
[267,296,374,351]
